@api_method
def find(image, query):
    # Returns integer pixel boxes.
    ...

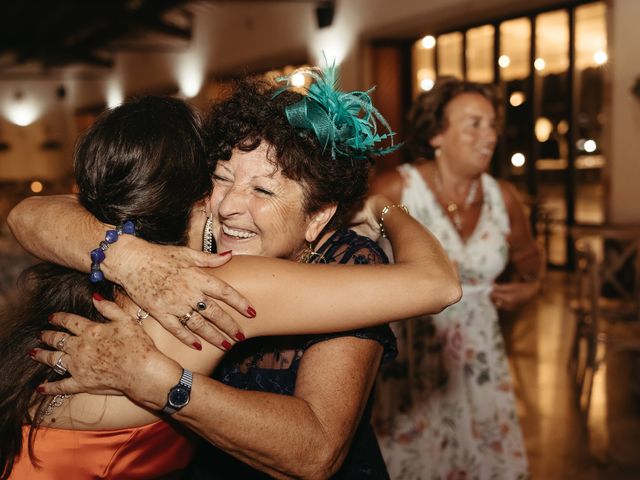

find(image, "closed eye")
[254,187,274,196]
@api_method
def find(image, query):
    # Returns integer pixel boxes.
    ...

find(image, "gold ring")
[55,334,68,351]
[179,311,193,326]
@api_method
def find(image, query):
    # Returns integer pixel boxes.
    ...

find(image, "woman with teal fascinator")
[12,64,459,478]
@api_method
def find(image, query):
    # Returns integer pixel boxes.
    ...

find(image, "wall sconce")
[315,1,334,29]
[632,75,640,101]
[5,92,41,126]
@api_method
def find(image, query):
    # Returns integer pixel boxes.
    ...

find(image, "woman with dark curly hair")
[7,69,460,479]
[372,77,542,479]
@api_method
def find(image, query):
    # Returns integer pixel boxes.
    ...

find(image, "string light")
[498,55,511,68]
[421,35,436,49]
[511,153,525,167]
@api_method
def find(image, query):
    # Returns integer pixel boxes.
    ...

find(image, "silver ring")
[179,311,194,326]
[55,334,68,352]
[136,308,149,321]
[196,301,207,312]
[53,354,67,376]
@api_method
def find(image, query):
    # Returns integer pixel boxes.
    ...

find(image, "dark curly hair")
[203,78,373,232]
[405,77,500,161]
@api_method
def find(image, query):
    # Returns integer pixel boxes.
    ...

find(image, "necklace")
[38,393,73,422]
[433,169,479,232]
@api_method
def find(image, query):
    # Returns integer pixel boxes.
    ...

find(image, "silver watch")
[161,368,193,415]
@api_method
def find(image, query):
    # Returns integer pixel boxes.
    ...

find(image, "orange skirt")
[10,420,195,479]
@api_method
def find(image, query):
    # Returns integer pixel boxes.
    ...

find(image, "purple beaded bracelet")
[89,220,136,283]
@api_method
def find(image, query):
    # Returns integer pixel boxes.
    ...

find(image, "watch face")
[168,386,190,408]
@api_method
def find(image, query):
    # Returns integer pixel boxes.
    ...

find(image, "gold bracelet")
[379,204,409,238]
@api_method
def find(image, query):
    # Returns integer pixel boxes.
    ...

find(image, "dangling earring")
[203,215,214,253]
[297,243,326,264]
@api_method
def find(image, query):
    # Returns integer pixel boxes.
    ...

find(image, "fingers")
[40,330,74,353]
[30,348,68,371]
[154,313,204,350]
[190,249,233,268]
[182,311,235,351]
[36,378,87,396]
[194,295,245,339]
[49,312,93,336]
[91,295,136,322]
[201,274,255,319]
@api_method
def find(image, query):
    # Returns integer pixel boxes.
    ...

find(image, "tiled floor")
[504,271,640,479]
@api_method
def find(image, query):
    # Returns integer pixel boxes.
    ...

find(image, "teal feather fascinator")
[273,64,400,160]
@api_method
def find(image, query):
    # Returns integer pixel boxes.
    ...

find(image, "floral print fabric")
[376,165,529,480]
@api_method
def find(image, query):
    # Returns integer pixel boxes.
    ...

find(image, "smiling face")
[431,92,497,177]
[208,141,334,260]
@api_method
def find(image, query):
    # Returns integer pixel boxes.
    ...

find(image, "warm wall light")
[5,99,40,126]
[593,49,608,65]
[534,58,546,71]
[420,78,435,91]
[313,34,347,66]
[509,91,525,107]
[178,54,204,98]
[511,152,526,167]
[30,181,43,193]
[107,81,124,108]
[535,117,553,142]
[498,55,511,68]
[421,35,436,49]
[584,139,597,153]
[557,120,569,135]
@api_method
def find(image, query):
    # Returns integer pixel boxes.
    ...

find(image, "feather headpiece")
[273,62,400,160]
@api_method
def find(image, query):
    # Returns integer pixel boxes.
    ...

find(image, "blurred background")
[0,0,639,478]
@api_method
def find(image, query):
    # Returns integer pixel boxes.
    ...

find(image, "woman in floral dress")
[372,78,543,479]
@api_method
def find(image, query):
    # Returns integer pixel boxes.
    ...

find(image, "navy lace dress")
[189,229,397,479]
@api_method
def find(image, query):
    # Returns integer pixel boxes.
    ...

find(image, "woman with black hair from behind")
[2,93,459,478]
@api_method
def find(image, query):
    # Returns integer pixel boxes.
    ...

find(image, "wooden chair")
[568,227,640,416]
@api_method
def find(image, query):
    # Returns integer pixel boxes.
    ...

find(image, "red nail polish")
[192,342,202,351]
[92,292,104,301]
[219,250,232,256]
[36,386,45,394]
[246,306,256,318]
[28,349,37,358]
[222,340,232,350]
[235,332,246,341]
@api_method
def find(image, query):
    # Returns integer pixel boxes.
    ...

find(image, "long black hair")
[0,96,211,479]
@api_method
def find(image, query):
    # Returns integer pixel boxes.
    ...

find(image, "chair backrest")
[574,239,601,320]
[573,226,640,323]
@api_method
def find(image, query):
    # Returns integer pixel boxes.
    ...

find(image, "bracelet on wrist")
[89,220,136,283]
[379,204,409,239]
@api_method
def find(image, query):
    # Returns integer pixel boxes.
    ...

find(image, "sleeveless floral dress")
[376,164,529,480]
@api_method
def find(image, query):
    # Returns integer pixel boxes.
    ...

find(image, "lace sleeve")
[302,230,397,363]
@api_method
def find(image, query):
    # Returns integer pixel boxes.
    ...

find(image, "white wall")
[608,0,640,222]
